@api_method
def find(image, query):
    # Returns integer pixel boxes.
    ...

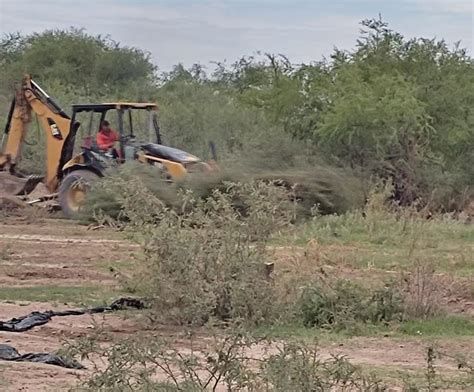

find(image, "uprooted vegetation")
[80,162,365,224]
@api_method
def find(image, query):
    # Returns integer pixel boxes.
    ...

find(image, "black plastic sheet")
[0,344,85,369]
[0,297,145,332]
[0,298,145,369]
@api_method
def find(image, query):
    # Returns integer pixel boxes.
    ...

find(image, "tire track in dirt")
[0,219,138,288]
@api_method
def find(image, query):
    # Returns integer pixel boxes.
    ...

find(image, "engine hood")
[141,143,200,164]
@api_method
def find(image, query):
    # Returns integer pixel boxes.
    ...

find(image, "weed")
[399,316,474,337]
[403,346,474,391]
[112,179,294,326]
[425,347,438,391]
[298,279,403,331]
[400,260,441,319]
[0,243,13,261]
[68,333,388,391]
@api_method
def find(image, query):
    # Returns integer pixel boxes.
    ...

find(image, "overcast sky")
[0,0,472,71]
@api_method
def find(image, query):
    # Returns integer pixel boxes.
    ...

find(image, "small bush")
[262,342,387,391]
[400,260,442,319]
[114,178,293,326]
[298,280,403,331]
[68,334,388,391]
[81,163,178,221]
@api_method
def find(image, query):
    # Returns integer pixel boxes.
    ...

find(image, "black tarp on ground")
[0,297,145,332]
[0,298,145,369]
[0,344,85,369]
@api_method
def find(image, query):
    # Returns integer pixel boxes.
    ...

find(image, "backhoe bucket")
[0,172,44,196]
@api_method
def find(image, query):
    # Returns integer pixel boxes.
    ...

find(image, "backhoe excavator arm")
[0,75,72,192]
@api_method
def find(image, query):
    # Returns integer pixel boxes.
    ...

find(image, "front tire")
[59,170,99,218]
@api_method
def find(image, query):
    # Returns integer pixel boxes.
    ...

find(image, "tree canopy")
[1,18,472,208]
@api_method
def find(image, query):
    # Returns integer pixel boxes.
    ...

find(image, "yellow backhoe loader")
[0,75,215,217]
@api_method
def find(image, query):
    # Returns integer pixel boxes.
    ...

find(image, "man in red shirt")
[96,120,120,157]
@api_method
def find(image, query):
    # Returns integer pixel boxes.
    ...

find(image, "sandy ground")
[0,218,139,391]
[0,217,472,391]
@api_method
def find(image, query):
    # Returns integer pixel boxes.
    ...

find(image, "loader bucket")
[0,172,44,196]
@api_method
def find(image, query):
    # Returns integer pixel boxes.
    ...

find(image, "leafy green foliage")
[221,19,473,207]
[99,176,293,326]
[1,17,472,209]
[0,28,156,96]
[298,280,403,331]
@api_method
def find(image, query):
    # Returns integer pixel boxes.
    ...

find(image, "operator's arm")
[112,130,120,143]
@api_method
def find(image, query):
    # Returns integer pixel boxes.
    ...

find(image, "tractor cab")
[60,102,205,178]
[71,102,161,159]
[57,102,213,217]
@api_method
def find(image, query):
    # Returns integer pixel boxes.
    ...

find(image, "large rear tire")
[59,170,99,218]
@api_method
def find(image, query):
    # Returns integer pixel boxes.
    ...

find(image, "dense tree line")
[0,18,472,209]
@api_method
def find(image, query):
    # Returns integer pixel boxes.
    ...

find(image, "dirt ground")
[0,217,472,391]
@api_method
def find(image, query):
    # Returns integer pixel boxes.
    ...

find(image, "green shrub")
[68,334,388,391]
[298,280,403,330]
[113,178,293,326]
[81,163,177,222]
[262,342,386,391]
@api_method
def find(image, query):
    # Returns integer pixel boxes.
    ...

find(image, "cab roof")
[72,103,157,112]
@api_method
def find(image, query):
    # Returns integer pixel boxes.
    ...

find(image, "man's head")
[100,120,111,133]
